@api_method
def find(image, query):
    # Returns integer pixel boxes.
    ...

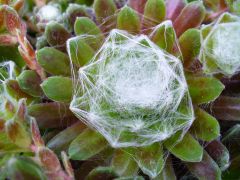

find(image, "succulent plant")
[0,0,240,179]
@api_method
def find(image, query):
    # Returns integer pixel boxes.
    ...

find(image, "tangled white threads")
[201,13,240,76]
[69,29,194,147]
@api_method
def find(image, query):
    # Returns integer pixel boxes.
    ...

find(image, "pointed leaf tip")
[143,0,166,27]
[117,6,141,34]
[173,1,206,37]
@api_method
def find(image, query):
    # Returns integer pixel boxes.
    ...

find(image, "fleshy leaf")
[150,21,175,53]
[190,107,220,141]
[36,47,71,76]
[68,128,108,160]
[128,0,147,14]
[0,45,25,67]
[179,28,201,68]
[74,17,104,50]
[5,119,31,149]
[86,166,118,180]
[5,157,47,180]
[143,0,166,28]
[154,157,176,180]
[187,74,224,104]
[30,118,45,147]
[65,4,89,27]
[4,79,34,103]
[173,1,206,37]
[212,96,240,121]
[0,132,26,153]
[125,143,164,178]
[117,6,140,34]
[205,140,230,171]
[28,102,77,128]
[93,0,117,24]
[17,70,43,97]
[166,0,186,21]
[67,36,95,67]
[111,149,138,176]
[45,22,71,50]
[164,133,203,162]
[47,122,86,155]
[41,76,72,103]
[185,151,221,180]
[37,147,61,172]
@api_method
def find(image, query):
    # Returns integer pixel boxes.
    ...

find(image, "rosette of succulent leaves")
[0,0,240,179]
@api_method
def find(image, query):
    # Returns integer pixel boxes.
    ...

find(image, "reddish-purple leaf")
[31,119,45,147]
[166,0,186,21]
[205,140,230,171]
[173,1,206,37]
[212,96,240,121]
[185,151,221,180]
[128,0,147,14]
[37,147,61,172]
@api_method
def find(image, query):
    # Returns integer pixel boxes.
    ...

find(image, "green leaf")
[154,157,176,180]
[190,107,220,141]
[143,0,166,27]
[173,1,206,37]
[117,6,140,34]
[41,76,72,103]
[4,79,34,103]
[47,122,86,155]
[187,74,224,104]
[150,21,175,53]
[164,133,203,162]
[179,28,201,68]
[0,132,27,153]
[45,22,71,50]
[28,102,77,128]
[125,143,164,178]
[5,157,47,180]
[5,119,31,149]
[0,45,25,67]
[86,166,118,180]
[93,0,117,24]
[74,16,102,36]
[111,149,138,176]
[68,128,108,160]
[17,70,43,97]
[67,36,95,67]
[36,47,71,76]
[186,151,221,180]
[65,4,89,26]
[74,17,104,50]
